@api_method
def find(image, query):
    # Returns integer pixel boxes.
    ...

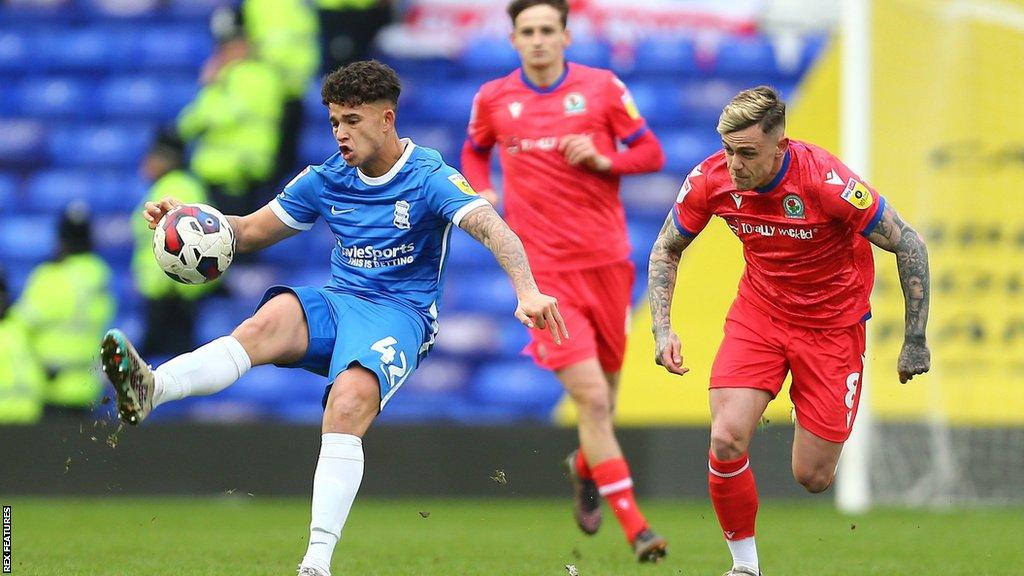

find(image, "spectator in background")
[178,5,284,216]
[14,204,115,417]
[243,0,320,185]
[134,128,215,357]
[316,0,393,73]
[0,269,46,424]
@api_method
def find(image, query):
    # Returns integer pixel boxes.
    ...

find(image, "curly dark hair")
[321,60,401,108]
[507,0,568,28]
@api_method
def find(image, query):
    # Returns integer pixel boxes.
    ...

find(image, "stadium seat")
[495,316,531,359]
[660,128,722,175]
[432,314,502,357]
[14,77,92,118]
[99,75,197,121]
[625,80,684,128]
[628,216,667,264]
[678,78,750,125]
[441,269,517,314]
[0,30,30,72]
[566,39,612,69]
[471,359,564,413]
[23,169,141,215]
[218,365,326,405]
[460,37,520,75]
[407,82,478,126]
[37,26,132,72]
[713,35,779,78]
[620,173,681,218]
[92,213,135,269]
[299,123,337,166]
[632,35,699,76]
[135,26,210,70]
[0,215,57,264]
[48,123,153,168]
[401,124,459,163]
[0,119,46,166]
[0,172,18,214]
[194,297,253,344]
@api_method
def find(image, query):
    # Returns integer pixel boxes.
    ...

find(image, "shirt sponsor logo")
[841,177,874,210]
[783,194,805,219]
[508,101,523,119]
[340,241,416,268]
[564,92,586,115]
[447,173,477,196]
[738,222,815,240]
[505,136,559,155]
[393,200,411,229]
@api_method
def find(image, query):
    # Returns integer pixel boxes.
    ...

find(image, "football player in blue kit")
[100,60,568,576]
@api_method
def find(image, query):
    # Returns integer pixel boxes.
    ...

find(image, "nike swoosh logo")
[331,206,356,215]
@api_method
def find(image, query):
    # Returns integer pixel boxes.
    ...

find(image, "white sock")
[301,433,364,574]
[151,336,251,408]
[727,536,759,573]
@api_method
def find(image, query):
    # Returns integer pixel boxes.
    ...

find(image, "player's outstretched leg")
[101,329,154,425]
[563,449,601,534]
[559,360,667,562]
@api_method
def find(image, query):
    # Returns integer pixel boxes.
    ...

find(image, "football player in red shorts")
[648,86,931,576]
[460,0,668,562]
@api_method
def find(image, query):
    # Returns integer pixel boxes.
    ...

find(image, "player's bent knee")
[323,366,380,434]
[710,427,748,461]
[571,386,612,418]
[793,466,835,493]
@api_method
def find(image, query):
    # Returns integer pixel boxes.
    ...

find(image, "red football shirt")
[465,63,651,271]
[673,139,886,328]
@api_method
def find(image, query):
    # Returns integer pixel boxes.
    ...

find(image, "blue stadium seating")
[714,35,779,78]
[0,2,826,423]
[48,123,152,168]
[471,360,564,415]
[23,169,143,214]
[14,77,92,118]
[631,36,699,77]
[460,37,520,75]
[0,215,57,263]
[0,119,46,166]
[99,75,197,121]
[0,173,18,214]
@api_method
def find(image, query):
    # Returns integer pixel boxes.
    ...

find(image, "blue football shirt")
[269,139,489,330]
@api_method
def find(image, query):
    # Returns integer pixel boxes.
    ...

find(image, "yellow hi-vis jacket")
[178,57,284,195]
[0,314,46,424]
[245,0,320,99]
[14,253,115,409]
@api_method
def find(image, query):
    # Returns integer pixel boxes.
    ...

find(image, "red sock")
[708,450,758,541]
[592,458,648,542]
[574,449,593,480]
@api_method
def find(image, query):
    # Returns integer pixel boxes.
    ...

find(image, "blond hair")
[717,86,786,136]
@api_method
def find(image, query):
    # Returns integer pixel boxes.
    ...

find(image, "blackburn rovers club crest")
[783,194,805,219]
[393,200,411,229]
[563,92,586,115]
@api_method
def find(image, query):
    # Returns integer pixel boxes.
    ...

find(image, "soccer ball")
[153,203,234,284]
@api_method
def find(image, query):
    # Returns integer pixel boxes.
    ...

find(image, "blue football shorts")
[255,285,428,410]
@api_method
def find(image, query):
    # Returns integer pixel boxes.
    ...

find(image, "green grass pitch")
[5,497,1020,575]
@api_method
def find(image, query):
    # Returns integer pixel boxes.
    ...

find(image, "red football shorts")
[526,261,635,373]
[710,295,867,443]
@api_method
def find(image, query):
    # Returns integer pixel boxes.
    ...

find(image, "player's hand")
[897,337,930,383]
[654,331,689,376]
[478,188,500,206]
[515,290,569,346]
[142,196,183,230]
[558,134,611,173]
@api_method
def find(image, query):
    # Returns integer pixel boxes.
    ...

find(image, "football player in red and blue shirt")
[648,86,931,576]
[460,0,668,562]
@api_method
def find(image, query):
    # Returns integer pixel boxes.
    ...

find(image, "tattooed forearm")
[648,213,693,339]
[867,205,930,341]
[459,205,539,295]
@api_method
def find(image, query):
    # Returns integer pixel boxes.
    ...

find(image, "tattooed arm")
[648,213,695,375]
[459,205,569,344]
[866,203,931,383]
